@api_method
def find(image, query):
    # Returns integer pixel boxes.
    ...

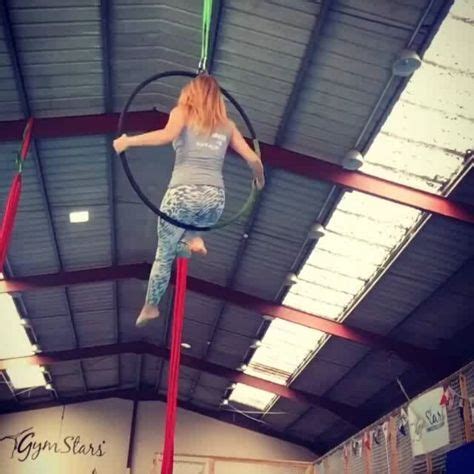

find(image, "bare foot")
[186,237,207,256]
[136,304,160,328]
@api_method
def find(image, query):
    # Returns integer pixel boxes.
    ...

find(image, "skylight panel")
[0,294,35,359]
[7,366,46,390]
[299,247,379,282]
[290,281,355,308]
[337,192,420,227]
[283,293,344,320]
[229,384,276,411]
[0,294,48,390]
[327,209,408,247]
[317,231,390,261]
[229,319,324,408]
[298,265,366,294]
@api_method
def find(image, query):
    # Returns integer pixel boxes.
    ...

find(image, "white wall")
[133,401,314,473]
[0,398,132,474]
[0,398,314,474]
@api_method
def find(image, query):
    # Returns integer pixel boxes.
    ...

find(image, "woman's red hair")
[177,75,228,135]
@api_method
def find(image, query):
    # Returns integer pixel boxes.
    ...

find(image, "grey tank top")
[168,124,231,188]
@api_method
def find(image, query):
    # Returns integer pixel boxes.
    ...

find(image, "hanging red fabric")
[161,257,188,474]
[0,118,34,272]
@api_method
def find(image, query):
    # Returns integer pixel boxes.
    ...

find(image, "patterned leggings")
[146,185,225,306]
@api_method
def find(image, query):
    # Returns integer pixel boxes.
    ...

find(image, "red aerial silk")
[0,118,33,272]
[0,174,22,271]
[161,257,188,474]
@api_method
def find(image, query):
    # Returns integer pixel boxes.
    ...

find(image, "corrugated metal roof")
[0,25,22,120]
[192,372,231,407]
[213,0,321,144]
[113,0,202,113]
[82,355,119,390]
[37,136,113,270]
[8,0,104,116]
[290,405,345,438]
[392,257,474,349]
[285,0,428,162]
[233,172,332,299]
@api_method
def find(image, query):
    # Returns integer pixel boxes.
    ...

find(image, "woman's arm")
[113,107,185,153]
[229,121,265,189]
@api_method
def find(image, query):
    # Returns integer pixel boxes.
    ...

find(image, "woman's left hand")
[113,134,130,154]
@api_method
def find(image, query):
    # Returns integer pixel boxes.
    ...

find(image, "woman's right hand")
[113,134,130,154]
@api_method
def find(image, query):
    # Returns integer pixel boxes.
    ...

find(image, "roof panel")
[85,369,118,390]
[75,309,116,347]
[29,317,77,351]
[218,306,263,340]
[33,136,112,270]
[233,172,332,299]
[212,0,320,143]
[113,1,201,113]
[0,27,22,120]
[335,0,426,26]
[288,405,342,437]
[392,258,474,349]
[21,287,68,318]
[67,281,115,314]
[265,397,310,431]
[51,372,85,396]
[9,1,104,116]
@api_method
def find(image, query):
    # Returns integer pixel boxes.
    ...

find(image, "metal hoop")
[117,70,260,231]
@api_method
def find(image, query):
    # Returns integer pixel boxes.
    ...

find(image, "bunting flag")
[440,385,456,409]
[343,444,350,474]
[363,431,372,450]
[363,431,373,474]
[343,444,349,460]
[459,373,473,442]
[373,426,383,445]
[398,408,409,436]
[351,439,362,457]
[458,396,465,422]
[389,416,400,473]
[382,421,390,443]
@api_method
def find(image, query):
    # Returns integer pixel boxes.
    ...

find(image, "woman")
[113,75,265,327]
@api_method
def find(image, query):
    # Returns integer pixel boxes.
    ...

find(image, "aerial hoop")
[117,70,261,231]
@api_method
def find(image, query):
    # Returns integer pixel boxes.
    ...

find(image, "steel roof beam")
[0,263,462,372]
[0,387,319,452]
[0,113,472,223]
[0,341,369,428]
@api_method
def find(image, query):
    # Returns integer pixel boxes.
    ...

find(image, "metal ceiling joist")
[0,387,319,452]
[0,341,369,428]
[1,113,472,224]
[0,263,462,372]
[275,0,333,145]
